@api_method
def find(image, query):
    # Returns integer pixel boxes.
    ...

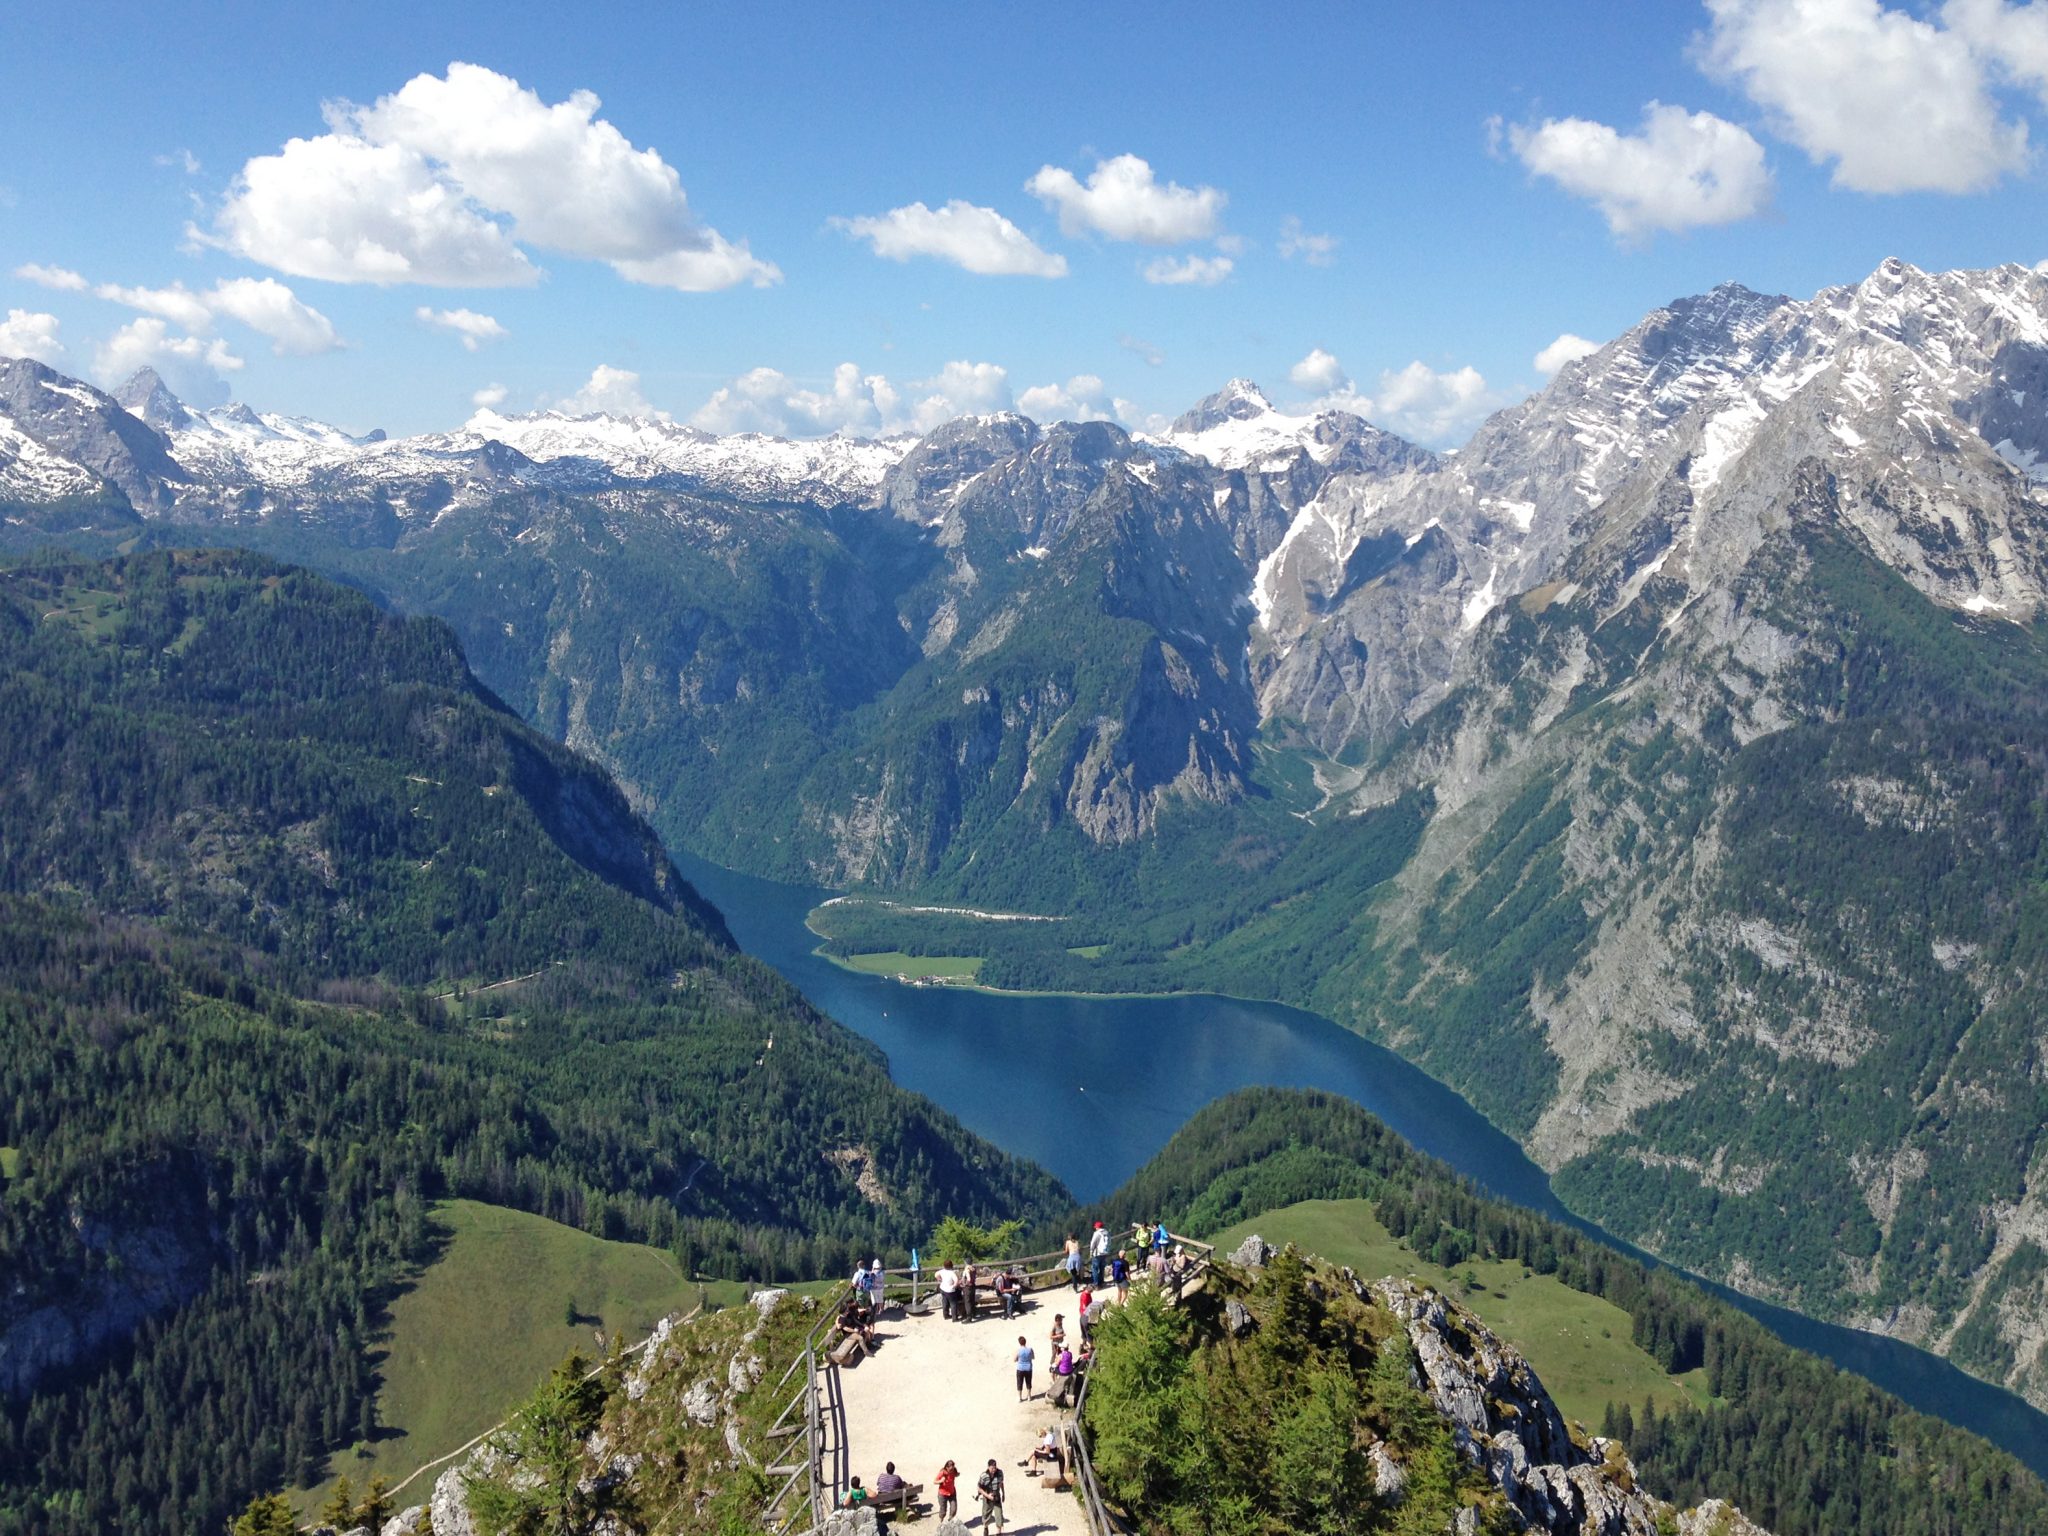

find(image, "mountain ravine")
[10,256,2048,1409]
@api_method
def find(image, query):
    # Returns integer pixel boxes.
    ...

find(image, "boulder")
[817,1508,881,1536]
[430,1460,479,1536]
[1681,1501,1773,1536]
[1228,1234,1272,1269]
[380,1509,427,1536]
[625,1314,675,1401]
[1368,1438,1406,1503]
[682,1376,722,1425]
[1224,1300,1258,1337]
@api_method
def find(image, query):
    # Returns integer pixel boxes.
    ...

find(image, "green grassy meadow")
[308,1201,770,1511]
[1207,1199,1713,1429]
[831,949,985,981]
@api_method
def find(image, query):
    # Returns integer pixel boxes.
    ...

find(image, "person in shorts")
[977,1460,1006,1533]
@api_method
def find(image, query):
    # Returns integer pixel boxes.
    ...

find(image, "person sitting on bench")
[1049,1344,1077,1407]
[1026,1426,1067,1484]
[838,1298,875,1346]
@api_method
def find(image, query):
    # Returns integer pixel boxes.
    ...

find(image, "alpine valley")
[12,255,2048,1431]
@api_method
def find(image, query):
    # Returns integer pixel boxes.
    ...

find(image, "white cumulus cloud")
[205,277,341,355]
[95,277,340,356]
[95,281,215,332]
[1311,362,1503,448]
[1366,362,1502,445]
[1288,347,1348,393]
[1026,154,1226,244]
[692,362,898,436]
[1278,217,1339,266]
[1948,0,2048,102]
[1700,0,2028,193]
[208,131,535,287]
[559,364,667,419]
[13,263,88,292]
[690,358,1021,437]
[418,306,509,351]
[205,62,778,291]
[0,309,65,365]
[1016,374,1133,424]
[472,382,509,409]
[1508,102,1773,239]
[1534,332,1603,375]
[833,200,1067,277]
[93,318,243,406]
[1142,254,1234,286]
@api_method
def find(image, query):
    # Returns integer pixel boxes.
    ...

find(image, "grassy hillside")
[1207,1198,1711,1429]
[309,1200,794,1506]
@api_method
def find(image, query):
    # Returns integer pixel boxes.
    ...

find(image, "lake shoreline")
[680,847,2048,1479]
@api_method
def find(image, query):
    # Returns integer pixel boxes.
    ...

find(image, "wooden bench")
[828,1328,869,1366]
[865,1481,922,1516]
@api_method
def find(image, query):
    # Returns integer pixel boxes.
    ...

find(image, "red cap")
[1093,1219,1103,1227]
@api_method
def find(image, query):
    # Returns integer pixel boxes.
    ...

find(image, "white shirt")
[937,1266,959,1293]
[1089,1228,1109,1256]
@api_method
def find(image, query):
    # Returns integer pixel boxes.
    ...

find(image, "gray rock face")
[1224,1299,1258,1336]
[1229,1234,1273,1269]
[816,1507,882,1536]
[430,1455,482,1536]
[0,357,184,510]
[1372,1280,1574,1471]
[0,1212,215,1398]
[1367,1278,1767,1536]
[681,1376,722,1424]
[1367,1437,1406,1502]
[378,1508,427,1536]
[1679,1500,1772,1536]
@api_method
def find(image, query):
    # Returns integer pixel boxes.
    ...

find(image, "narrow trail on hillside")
[834,1299,1087,1534]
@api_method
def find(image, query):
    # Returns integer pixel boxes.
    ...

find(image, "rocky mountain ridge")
[12,257,2048,1408]
[389,1254,1772,1536]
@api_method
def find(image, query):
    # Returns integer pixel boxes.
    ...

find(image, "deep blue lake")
[676,850,2048,1480]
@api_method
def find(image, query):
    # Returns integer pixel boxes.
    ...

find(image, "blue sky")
[4,1,2047,443]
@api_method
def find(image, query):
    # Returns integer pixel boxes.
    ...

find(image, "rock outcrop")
[1371,1277,1769,1536]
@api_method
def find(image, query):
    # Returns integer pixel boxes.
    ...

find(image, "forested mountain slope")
[0,551,1063,1536]
[8,258,2048,1407]
[1076,1089,2048,1536]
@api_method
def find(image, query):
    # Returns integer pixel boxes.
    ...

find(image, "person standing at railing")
[1111,1250,1130,1303]
[961,1261,978,1321]
[936,1261,960,1321]
[1063,1233,1083,1289]
[1088,1220,1110,1286]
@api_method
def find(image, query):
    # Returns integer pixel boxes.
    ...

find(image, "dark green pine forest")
[0,550,1064,1536]
[1087,1088,2048,1536]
